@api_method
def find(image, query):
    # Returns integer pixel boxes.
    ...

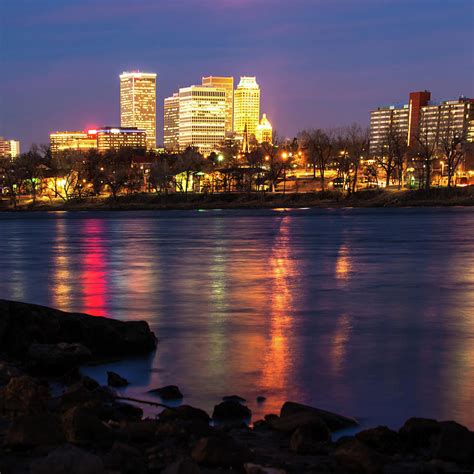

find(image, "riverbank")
[1,187,474,212]
[1,300,473,473]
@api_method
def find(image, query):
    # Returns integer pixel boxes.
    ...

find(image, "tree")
[15,145,46,206]
[439,122,467,188]
[174,147,206,194]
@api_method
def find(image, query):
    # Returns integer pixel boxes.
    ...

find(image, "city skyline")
[1,0,473,150]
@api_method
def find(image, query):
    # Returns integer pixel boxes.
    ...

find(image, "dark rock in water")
[191,434,251,467]
[223,394,247,403]
[356,426,401,455]
[5,413,65,447]
[279,401,358,432]
[433,421,474,465]
[62,406,111,445]
[398,417,441,451]
[289,420,331,454]
[30,444,104,474]
[159,405,210,423]
[27,342,92,374]
[107,371,129,387]
[0,375,49,416]
[256,396,266,403]
[333,438,386,474]
[212,400,251,421]
[104,442,147,474]
[149,384,183,400]
[0,299,157,360]
[162,456,201,474]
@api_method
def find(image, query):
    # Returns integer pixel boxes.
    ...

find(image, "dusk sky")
[1,0,473,149]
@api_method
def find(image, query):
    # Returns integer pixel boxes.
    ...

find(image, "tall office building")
[120,71,157,149]
[178,85,226,156]
[0,138,20,158]
[202,76,234,134]
[164,93,180,152]
[233,77,260,138]
[96,127,147,153]
[50,131,97,156]
[256,113,273,144]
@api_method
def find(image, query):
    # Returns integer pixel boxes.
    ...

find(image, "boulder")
[5,413,65,447]
[159,405,210,424]
[333,438,385,474]
[149,385,183,400]
[104,442,147,474]
[244,464,287,474]
[398,417,441,451]
[116,419,157,442]
[27,342,92,374]
[30,444,104,474]
[223,395,247,403]
[61,406,111,445]
[212,400,251,421]
[356,426,401,454]
[289,420,331,454]
[191,434,251,467]
[256,396,267,403]
[107,371,130,387]
[0,375,49,416]
[0,361,21,386]
[162,457,201,474]
[0,299,157,360]
[433,421,474,465]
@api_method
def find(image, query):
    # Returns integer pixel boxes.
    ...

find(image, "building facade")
[0,138,20,158]
[96,127,147,153]
[120,71,157,149]
[202,76,234,134]
[369,105,409,155]
[164,92,180,152]
[178,85,226,156]
[50,131,97,156]
[256,113,273,144]
[233,77,260,138]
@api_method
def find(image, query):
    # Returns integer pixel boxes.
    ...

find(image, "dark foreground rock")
[107,371,130,387]
[149,385,183,400]
[212,400,252,421]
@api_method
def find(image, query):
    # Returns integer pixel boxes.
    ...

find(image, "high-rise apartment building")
[96,127,147,153]
[164,93,180,152]
[50,131,97,156]
[256,113,273,144]
[202,76,234,134]
[234,77,260,138]
[0,138,20,158]
[369,105,409,155]
[178,85,226,156]
[120,71,157,149]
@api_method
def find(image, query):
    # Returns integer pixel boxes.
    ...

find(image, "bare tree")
[438,121,467,188]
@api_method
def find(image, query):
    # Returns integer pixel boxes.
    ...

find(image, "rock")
[162,456,201,474]
[27,342,92,374]
[257,396,267,403]
[159,405,210,423]
[149,385,183,400]
[62,406,111,445]
[0,299,157,360]
[289,420,331,454]
[191,435,251,467]
[398,417,441,451]
[245,464,287,474]
[107,371,130,387]
[0,361,21,385]
[30,444,104,474]
[433,421,474,465]
[116,419,157,442]
[356,426,401,454]
[5,413,65,447]
[104,442,147,474]
[280,401,358,432]
[0,375,49,416]
[212,400,252,421]
[223,395,247,403]
[333,438,385,474]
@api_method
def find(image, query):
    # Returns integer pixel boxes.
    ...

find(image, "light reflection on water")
[0,208,473,429]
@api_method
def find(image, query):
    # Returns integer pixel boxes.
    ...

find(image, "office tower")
[233,77,260,138]
[120,71,157,149]
[0,138,20,158]
[50,131,97,156]
[202,76,234,134]
[96,127,147,153]
[164,92,180,152]
[256,113,273,144]
[178,85,226,156]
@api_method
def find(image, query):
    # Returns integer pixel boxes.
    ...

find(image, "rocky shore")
[1,300,473,473]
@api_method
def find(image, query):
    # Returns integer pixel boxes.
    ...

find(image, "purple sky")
[1,0,473,149]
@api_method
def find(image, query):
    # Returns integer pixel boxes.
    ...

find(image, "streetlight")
[281,151,289,194]
[217,154,224,163]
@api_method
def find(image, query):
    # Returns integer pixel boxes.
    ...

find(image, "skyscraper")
[202,76,234,134]
[233,77,260,138]
[256,113,273,144]
[120,71,157,149]
[0,137,20,158]
[164,92,180,152]
[178,85,226,156]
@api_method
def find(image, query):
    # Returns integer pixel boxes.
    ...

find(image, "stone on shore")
[333,438,385,474]
[5,413,65,447]
[223,394,247,403]
[61,406,111,445]
[212,400,252,421]
[27,342,92,373]
[149,385,183,400]
[356,426,401,455]
[0,375,49,416]
[104,441,148,474]
[159,405,210,423]
[191,434,251,467]
[162,457,201,474]
[433,421,474,465]
[289,420,331,454]
[107,371,130,387]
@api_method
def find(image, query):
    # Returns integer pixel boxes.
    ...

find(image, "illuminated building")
[178,85,226,156]
[256,113,273,144]
[120,71,157,149]
[96,127,147,153]
[0,137,20,158]
[164,92,180,152]
[233,77,260,138]
[369,105,409,155]
[202,76,234,134]
[50,131,97,156]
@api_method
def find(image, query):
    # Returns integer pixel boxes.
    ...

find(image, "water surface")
[0,208,473,429]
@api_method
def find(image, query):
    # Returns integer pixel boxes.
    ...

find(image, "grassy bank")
[1,187,474,212]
